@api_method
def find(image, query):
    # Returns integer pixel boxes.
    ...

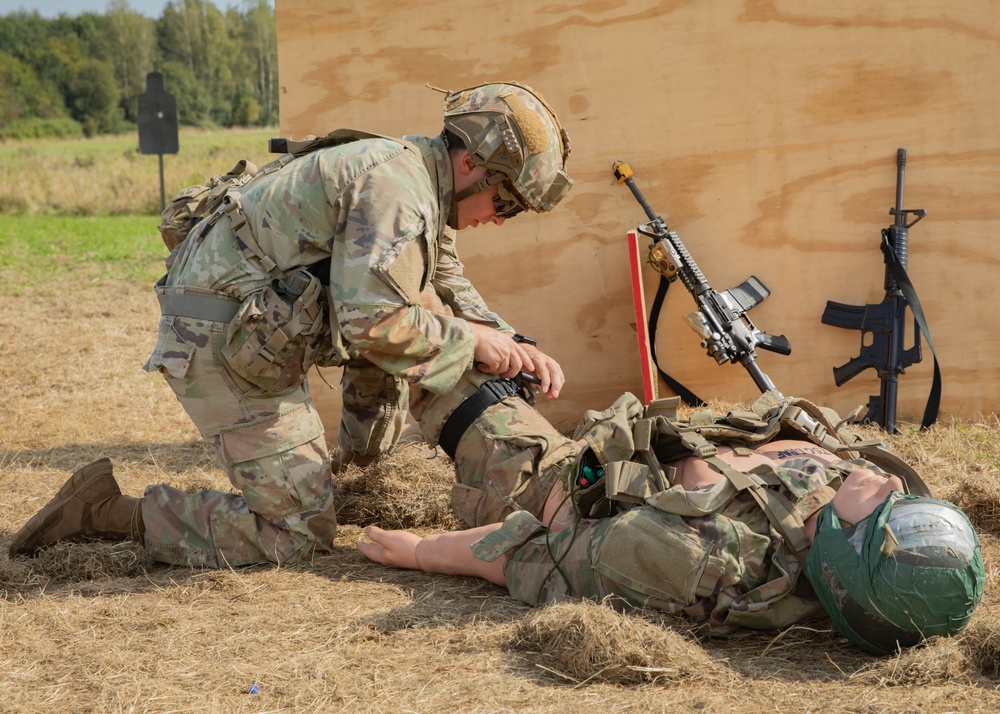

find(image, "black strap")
[886,252,941,430]
[438,379,521,458]
[648,275,705,407]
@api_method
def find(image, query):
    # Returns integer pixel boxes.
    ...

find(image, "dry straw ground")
[3,257,1000,712]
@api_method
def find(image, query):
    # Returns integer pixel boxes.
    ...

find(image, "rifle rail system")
[613,160,790,398]
[821,148,939,434]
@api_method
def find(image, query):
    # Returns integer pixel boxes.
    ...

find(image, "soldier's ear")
[458,150,476,176]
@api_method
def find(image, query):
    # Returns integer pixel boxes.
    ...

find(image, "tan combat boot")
[8,457,145,557]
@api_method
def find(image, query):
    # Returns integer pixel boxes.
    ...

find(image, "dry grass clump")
[856,637,971,687]
[28,541,152,583]
[334,443,463,531]
[509,599,729,686]
[957,621,1000,677]
[1,541,152,597]
[948,472,1000,537]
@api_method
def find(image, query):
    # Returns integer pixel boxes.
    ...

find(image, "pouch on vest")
[158,159,259,255]
[222,270,329,394]
[573,450,614,518]
[572,448,662,518]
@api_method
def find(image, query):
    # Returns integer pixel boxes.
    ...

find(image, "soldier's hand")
[469,324,534,379]
[518,343,565,399]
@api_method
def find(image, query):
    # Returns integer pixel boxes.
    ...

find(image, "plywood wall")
[277,0,1000,433]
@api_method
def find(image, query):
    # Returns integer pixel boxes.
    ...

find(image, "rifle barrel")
[613,161,660,223]
[895,147,906,215]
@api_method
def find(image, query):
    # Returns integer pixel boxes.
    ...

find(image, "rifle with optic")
[613,161,791,398]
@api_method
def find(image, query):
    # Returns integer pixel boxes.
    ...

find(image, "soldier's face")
[452,152,507,230]
[456,185,506,230]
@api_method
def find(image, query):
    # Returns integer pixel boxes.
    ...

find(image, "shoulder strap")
[222,193,278,273]
[215,130,425,277]
[264,128,423,171]
[710,459,813,564]
[772,397,933,497]
[847,441,932,497]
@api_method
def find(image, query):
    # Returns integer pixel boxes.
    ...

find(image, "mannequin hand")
[357,526,422,570]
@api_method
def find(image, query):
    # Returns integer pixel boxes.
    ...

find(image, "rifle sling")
[887,257,942,430]
[648,274,705,408]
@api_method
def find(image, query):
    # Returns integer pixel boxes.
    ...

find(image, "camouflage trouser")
[471,502,820,635]
[411,370,580,527]
[334,285,465,467]
[142,314,337,568]
[471,508,744,616]
[336,357,410,467]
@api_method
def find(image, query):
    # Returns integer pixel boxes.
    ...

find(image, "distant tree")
[157,0,236,126]
[0,50,67,124]
[105,0,156,122]
[67,57,122,135]
[158,58,212,127]
[27,35,81,99]
[0,11,52,62]
[24,34,120,135]
[231,86,261,126]
[0,1,278,136]
[58,11,106,53]
[242,0,278,126]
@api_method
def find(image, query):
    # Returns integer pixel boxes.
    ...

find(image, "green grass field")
[0,215,167,289]
[0,128,280,290]
[0,127,277,216]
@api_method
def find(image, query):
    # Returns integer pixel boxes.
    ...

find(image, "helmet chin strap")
[448,171,506,229]
[453,172,506,203]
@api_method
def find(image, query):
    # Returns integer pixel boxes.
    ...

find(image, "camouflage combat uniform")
[423,389,905,635]
[411,369,580,526]
[142,133,507,567]
[471,454,848,635]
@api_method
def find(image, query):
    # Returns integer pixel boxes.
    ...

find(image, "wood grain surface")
[278,0,1000,432]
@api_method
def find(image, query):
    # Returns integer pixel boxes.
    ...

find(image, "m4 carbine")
[821,148,940,433]
[613,161,791,398]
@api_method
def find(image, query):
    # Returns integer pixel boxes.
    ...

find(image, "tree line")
[0,0,277,139]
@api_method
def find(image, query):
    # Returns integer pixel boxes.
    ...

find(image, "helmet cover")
[441,81,573,213]
[805,492,984,655]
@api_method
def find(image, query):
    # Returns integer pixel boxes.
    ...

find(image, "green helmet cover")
[805,492,984,655]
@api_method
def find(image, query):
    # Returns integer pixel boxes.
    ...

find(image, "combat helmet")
[439,81,573,217]
[805,492,984,655]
